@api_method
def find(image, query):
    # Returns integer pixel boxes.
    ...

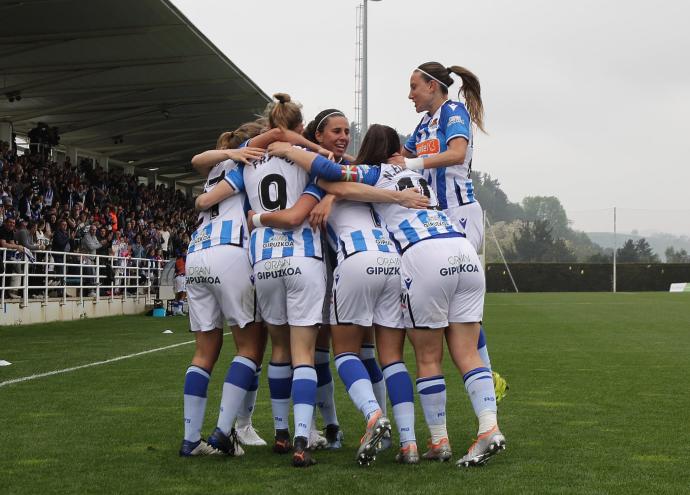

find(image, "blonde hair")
[216,121,265,150]
[265,93,303,131]
[416,62,485,133]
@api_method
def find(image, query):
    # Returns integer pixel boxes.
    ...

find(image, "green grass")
[1,293,689,494]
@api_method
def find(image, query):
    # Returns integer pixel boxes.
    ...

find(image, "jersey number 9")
[259,174,288,211]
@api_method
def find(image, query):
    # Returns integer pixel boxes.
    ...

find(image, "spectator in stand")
[1,217,26,299]
[131,234,146,260]
[82,224,101,256]
[159,223,170,258]
[51,219,71,280]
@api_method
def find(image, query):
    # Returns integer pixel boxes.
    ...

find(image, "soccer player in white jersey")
[405,61,508,437]
[188,123,269,449]
[268,124,507,467]
[178,132,266,457]
[195,94,326,468]
[257,110,428,465]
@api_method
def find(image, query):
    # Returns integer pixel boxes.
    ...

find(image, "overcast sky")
[172,0,690,236]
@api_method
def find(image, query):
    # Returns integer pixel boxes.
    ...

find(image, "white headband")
[316,111,345,131]
[414,68,449,89]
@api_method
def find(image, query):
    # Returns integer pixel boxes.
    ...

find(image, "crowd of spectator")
[1,141,197,298]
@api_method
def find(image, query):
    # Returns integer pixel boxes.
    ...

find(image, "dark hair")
[354,124,400,165]
[304,109,347,142]
[416,61,485,133]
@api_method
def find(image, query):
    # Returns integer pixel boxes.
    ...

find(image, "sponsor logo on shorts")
[404,277,413,289]
[366,266,400,275]
[458,217,468,229]
[257,267,302,279]
[440,264,480,276]
[186,266,221,284]
[447,255,473,266]
[377,256,400,266]
[264,258,292,271]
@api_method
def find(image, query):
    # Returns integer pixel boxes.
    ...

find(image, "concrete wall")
[1,298,149,326]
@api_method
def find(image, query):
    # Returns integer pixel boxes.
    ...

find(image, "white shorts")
[186,245,257,331]
[445,200,484,253]
[174,275,186,294]
[331,251,404,329]
[254,256,325,327]
[401,236,484,329]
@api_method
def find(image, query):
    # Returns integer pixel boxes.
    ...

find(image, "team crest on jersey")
[429,118,439,130]
[415,139,440,156]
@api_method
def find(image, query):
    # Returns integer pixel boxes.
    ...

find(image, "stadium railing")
[1,247,165,307]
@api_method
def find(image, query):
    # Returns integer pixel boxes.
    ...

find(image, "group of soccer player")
[178,61,507,469]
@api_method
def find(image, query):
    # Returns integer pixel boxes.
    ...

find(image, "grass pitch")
[1,292,689,494]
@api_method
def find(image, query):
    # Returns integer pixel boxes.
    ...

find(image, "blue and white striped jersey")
[310,156,462,253]
[404,100,475,209]
[188,159,247,254]
[225,153,325,265]
[325,199,396,264]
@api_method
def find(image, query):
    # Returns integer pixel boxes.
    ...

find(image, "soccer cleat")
[206,427,245,456]
[273,429,292,454]
[395,442,420,464]
[292,436,316,467]
[324,424,344,449]
[235,423,267,446]
[456,425,506,467]
[493,371,509,402]
[376,429,393,454]
[308,427,329,450]
[356,411,391,466]
[179,438,223,457]
[422,437,452,462]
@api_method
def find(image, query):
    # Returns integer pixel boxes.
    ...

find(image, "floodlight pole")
[362,0,382,136]
[613,206,617,293]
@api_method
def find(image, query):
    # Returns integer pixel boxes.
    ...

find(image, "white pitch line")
[0,332,231,388]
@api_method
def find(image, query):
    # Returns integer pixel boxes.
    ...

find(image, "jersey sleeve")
[223,164,245,192]
[302,183,326,202]
[311,155,380,185]
[441,103,471,144]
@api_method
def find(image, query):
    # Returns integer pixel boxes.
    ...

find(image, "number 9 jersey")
[188,159,247,254]
[224,152,325,265]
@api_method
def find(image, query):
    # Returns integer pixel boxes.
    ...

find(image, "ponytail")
[447,65,485,133]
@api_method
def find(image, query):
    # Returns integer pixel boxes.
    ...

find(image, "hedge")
[485,263,690,292]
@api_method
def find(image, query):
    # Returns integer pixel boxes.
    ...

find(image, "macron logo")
[459,218,468,229]
[404,278,413,289]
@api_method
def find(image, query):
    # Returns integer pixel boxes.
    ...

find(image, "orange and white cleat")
[456,425,506,467]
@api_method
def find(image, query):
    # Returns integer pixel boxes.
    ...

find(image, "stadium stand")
[0,0,270,325]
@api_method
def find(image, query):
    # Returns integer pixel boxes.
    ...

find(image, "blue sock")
[217,356,257,434]
[382,361,416,446]
[183,365,210,443]
[315,348,338,426]
[268,362,292,431]
[477,326,492,370]
[292,365,317,439]
[360,344,386,416]
[335,353,380,421]
[416,375,447,442]
[237,365,261,427]
[463,367,497,417]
